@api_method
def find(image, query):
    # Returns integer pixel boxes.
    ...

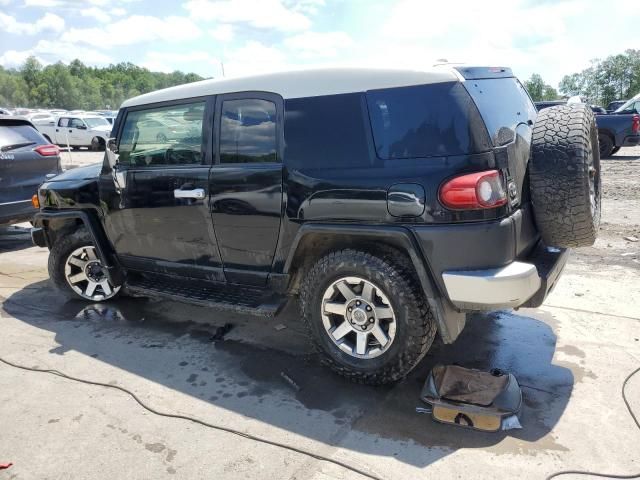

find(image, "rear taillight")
[632,114,639,134]
[439,170,508,210]
[34,144,60,156]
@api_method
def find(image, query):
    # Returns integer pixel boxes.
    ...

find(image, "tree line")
[0,57,204,110]
[2,49,639,109]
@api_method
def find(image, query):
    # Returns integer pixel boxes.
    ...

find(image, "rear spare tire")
[529,104,601,247]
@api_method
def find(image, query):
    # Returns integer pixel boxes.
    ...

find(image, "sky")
[0,0,637,88]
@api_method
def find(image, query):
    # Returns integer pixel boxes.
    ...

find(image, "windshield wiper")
[1,142,37,152]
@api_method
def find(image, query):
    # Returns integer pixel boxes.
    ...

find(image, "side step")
[125,274,287,317]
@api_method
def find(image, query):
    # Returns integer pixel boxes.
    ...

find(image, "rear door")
[209,93,284,285]
[461,71,537,208]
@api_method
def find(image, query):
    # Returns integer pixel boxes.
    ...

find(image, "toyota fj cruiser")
[31,67,601,384]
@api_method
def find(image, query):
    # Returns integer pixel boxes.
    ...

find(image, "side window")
[58,117,69,127]
[118,101,205,167]
[69,118,85,128]
[219,99,277,164]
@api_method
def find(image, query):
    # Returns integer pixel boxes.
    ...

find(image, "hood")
[47,162,102,181]
[90,124,113,132]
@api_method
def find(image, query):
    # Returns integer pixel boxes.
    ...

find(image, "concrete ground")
[0,148,639,479]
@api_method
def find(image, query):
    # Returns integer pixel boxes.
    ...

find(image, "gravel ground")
[0,146,638,479]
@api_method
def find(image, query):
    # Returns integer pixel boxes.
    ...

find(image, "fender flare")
[283,223,466,343]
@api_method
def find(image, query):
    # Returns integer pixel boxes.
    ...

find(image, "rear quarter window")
[366,82,491,159]
[464,78,537,146]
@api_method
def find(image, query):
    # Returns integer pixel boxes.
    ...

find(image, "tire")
[598,133,614,158]
[48,228,121,302]
[91,137,105,151]
[530,104,601,248]
[300,249,437,385]
[157,133,167,143]
[611,146,621,155]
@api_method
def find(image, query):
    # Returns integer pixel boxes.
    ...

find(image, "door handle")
[174,188,205,200]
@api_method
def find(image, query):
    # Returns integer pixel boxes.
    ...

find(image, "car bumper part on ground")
[442,245,569,310]
[622,135,640,147]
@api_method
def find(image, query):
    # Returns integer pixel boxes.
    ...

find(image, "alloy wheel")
[64,246,120,301]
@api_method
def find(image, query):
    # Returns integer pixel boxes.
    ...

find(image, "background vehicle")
[535,100,566,110]
[595,94,640,157]
[36,114,112,151]
[0,116,61,225]
[607,100,627,112]
[590,105,607,114]
[31,67,600,384]
[0,108,12,115]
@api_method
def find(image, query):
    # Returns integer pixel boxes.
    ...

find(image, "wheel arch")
[282,224,466,343]
[33,210,123,285]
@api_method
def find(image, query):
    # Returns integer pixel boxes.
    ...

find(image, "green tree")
[524,73,559,101]
[0,57,205,110]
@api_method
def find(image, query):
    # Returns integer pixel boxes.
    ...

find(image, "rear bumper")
[622,135,640,147]
[442,245,569,310]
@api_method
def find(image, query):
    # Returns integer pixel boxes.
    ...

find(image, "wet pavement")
[0,207,639,479]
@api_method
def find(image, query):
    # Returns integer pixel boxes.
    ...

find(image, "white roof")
[121,68,459,108]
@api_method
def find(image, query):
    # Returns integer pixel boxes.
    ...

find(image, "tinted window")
[219,99,277,164]
[366,82,489,159]
[464,78,537,146]
[0,124,47,149]
[284,93,371,169]
[118,101,205,167]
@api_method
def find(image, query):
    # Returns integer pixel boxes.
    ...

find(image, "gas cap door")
[387,183,425,217]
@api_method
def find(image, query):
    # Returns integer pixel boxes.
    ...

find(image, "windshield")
[84,117,110,128]
[615,92,640,113]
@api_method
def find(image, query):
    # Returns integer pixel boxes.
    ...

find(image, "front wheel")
[300,250,436,385]
[48,228,121,302]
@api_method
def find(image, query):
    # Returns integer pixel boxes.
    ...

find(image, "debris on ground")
[210,323,233,342]
[0,462,12,470]
[274,323,287,331]
[624,236,639,242]
[280,371,300,391]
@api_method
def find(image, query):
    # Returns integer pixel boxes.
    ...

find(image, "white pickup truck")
[36,114,112,151]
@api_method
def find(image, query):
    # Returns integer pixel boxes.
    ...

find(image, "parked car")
[0,108,12,115]
[595,93,640,157]
[31,67,600,384]
[590,105,607,114]
[27,112,56,126]
[607,100,627,112]
[535,100,566,111]
[36,114,112,150]
[1,116,62,226]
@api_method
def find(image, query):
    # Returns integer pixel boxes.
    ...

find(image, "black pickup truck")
[31,67,600,384]
[594,95,640,157]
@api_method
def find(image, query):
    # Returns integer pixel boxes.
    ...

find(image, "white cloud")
[209,24,234,42]
[284,31,352,58]
[284,0,325,16]
[112,7,127,16]
[185,0,310,31]
[81,7,111,23]
[23,0,63,6]
[0,39,112,67]
[142,50,219,75]
[62,15,202,48]
[223,40,289,77]
[0,12,64,35]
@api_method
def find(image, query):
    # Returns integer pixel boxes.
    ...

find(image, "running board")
[125,274,287,317]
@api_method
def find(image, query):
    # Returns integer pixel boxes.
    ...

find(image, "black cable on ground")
[546,366,640,480]
[0,356,385,480]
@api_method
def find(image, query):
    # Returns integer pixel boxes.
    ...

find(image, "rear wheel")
[530,104,601,248]
[48,228,121,302]
[300,249,436,385]
[610,146,621,155]
[598,133,614,158]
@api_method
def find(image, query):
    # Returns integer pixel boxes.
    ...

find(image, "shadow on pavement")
[2,280,574,467]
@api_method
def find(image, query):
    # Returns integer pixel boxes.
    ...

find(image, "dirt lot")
[0,148,638,479]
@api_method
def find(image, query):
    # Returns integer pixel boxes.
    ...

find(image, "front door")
[102,98,224,280]
[210,93,284,285]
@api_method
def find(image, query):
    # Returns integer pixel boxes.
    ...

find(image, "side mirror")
[77,125,87,130]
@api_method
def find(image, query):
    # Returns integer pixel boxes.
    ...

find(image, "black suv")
[31,67,601,384]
